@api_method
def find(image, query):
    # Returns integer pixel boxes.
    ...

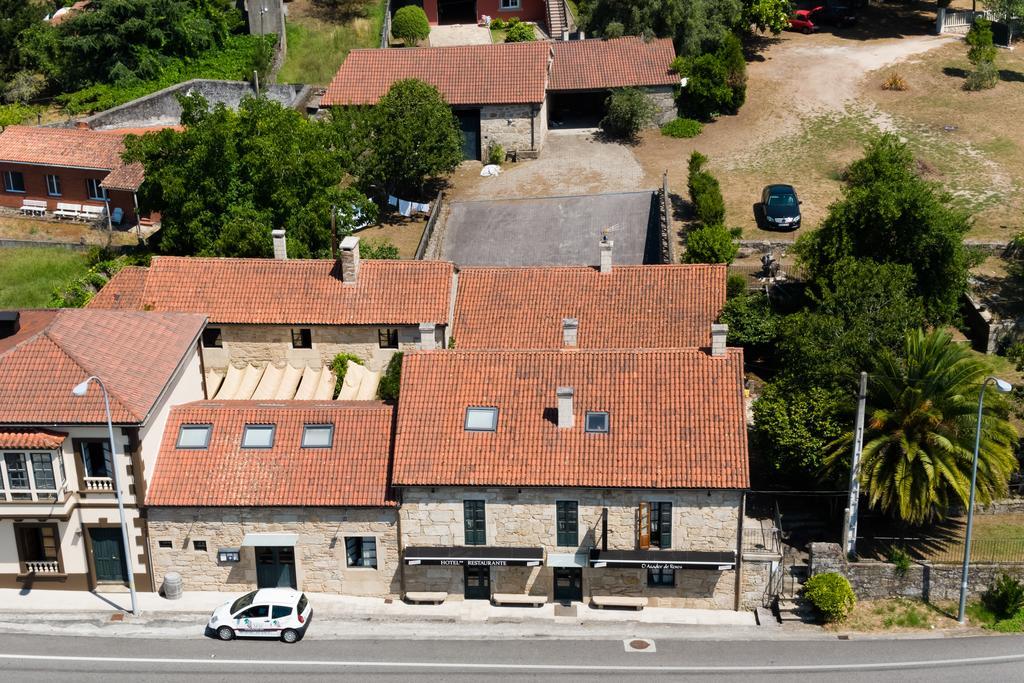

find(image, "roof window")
[585,411,609,433]
[241,424,275,449]
[177,424,211,449]
[301,424,334,448]
[464,407,498,432]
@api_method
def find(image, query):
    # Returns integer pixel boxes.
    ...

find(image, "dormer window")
[241,424,275,449]
[301,424,334,448]
[464,407,498,432]
[585,411,609,433]
[177,425,212,449]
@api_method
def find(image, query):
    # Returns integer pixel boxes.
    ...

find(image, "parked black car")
[760,184,802,231]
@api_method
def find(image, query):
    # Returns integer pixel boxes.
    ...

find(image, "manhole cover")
[623,638,656,653]
[110,613,124,622]
[630,640,650,649]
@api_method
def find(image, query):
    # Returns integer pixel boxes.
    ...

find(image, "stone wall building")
[146,402,400,596]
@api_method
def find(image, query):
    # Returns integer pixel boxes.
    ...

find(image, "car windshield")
[230,591,257,614]
[767,194,796,207]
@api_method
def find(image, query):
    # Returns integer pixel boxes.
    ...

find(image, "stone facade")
[200,323,438,374]
[479,102,546,158]
[644,85,678,126]
[400,487,742,608]
[148,507,400,596]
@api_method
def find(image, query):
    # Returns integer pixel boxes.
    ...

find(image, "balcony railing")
[0,489,62,503]
[743,526,782,556]
[23,560,61,574]
[83,476,114,491]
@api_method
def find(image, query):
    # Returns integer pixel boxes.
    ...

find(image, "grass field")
[277,0,387,85]
[0,248,89,309]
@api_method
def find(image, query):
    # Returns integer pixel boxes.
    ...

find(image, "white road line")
[1,651,1024,672]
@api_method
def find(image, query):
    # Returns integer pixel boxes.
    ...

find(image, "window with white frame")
[86,178,108,201]
[45,174,61,197]
[345,537,378,568]
[500,0,521,9]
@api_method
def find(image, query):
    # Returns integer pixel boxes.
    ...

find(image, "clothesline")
[387,195,431,217]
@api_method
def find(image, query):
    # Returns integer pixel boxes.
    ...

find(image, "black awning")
[589,549,735,570]
[404,546,544,567]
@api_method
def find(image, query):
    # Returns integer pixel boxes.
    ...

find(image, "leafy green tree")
[391,5,430,45]
[578,0,741,56]
[687,151,726,226]
[125,93,362,258]
[684,224,737,263]
[742,0,792,34]
[0,0,46,82]
[826,329,1018,526]
[674,34,746,119]
[965,18,998,90]
[600,87,657,139]
[360,238,400,259]
[718,291,780,347]
[796,134,974,324]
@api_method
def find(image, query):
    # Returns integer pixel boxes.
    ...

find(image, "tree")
[965,18,998,90]
[0,0,46,83]
[360,238,400,259]
[578,0,741,56]
[825,329,1018,526]
[338,79,463,197]
[684,224,737,263]
[125,93,363,258]
[674,33,746,119]
[795,134,974,324]
[391,5,430,46]
[718,291,780,347]
[741,0,792,35]
[600,87,656,139]
[983,0,1024,42]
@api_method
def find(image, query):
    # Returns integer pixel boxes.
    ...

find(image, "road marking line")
[2,651,1024,672]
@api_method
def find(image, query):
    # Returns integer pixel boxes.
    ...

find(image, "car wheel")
[217,625,235,641]
[281,628,299,644]
[802,26,812,34]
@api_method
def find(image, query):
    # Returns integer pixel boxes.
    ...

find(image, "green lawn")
[277,1,388,85]
[0,248,89,309]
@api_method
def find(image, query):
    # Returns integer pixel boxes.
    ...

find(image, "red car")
[789,6,823,33]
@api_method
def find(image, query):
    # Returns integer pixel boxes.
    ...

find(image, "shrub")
[675,34,747,120]
[0,102,37,127]
[965,62,998,91]
[504,22,536,42]
[881,71,908,91]
[684,224,737,264]
[490,18,506,30]
[487,143,505,165]
[661,117,703,138]
[690,172,726,227]
[600,87,656,140]
[604,21,625,39]
[803,572,856,623]
[330,353,365,398]
[392,6,430,46]
[360,238,400,260]
[378,351,403,401]
[887,546,911,576]
[983,574,1024,620]
[507,17,521,26]
[727,273,747,298]
[3,71,46,104]
[965,19,998,91]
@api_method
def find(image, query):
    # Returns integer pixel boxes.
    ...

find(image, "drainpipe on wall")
[530,105,536,151]
[132,192,142,239]
[734,491,746,612]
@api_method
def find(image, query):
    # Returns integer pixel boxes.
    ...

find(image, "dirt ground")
[0,213,140,247]
[356,218,426,259]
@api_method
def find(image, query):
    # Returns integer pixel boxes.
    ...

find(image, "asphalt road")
[1,633,1023,681]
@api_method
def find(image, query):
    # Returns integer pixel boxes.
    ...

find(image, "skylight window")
[241,424,275,449]
[302,424,334,448]
[464,407,498,432]
[585,411,609,433]
[177,425,211,449]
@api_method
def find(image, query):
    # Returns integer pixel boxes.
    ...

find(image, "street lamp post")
[72,376,139,617]
[958,375,1013,624]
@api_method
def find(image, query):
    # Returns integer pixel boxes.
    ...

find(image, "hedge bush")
[661,117,703,138]
[727,273,746,298]
[600,87,656,140]
[392,6,431,45]
[378,352,403,401]
[686,151,726,227]
[684,224,737,264]
[983,574,1024,620]
[804,572,856,622]
[504,22,536,42]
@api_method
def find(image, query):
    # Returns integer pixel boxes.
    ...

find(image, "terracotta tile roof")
[89,256,454,325]
[0,126,128,170]
[100,162,145,191]
[392,349,749,489]
[321,42,552,106]
[147,401,396,507]
[0,428,67,450]
[87,266,149,310]
[549,37,679,91]
[453,265,726,349]
[0,309,206,424]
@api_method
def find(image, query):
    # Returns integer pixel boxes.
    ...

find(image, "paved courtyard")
[428,24,492,47]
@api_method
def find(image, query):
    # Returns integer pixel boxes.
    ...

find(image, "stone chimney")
[419,323,436,351]
[599,238,613,273]
[557,386,574,429]
[711,323,728,357]
[272,229,287,260]
[339,236,360,283]
[562,317,578,347]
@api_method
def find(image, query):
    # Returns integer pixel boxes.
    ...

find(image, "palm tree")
[826,328,1018,526]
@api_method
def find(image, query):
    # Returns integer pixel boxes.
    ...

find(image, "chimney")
[0,311,20,340]
[599,238,613,273]
[418,322,436,351]
[562,317,578,347]
[711,323,728,357]
[272,229,287,260]
[339,236,360,283]
[556,386,574,429]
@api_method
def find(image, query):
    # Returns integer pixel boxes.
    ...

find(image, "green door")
[89,528,127,584]
[455,109,481,161]
[256,547,296,589]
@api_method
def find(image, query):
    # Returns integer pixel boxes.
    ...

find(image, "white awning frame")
[240,533,298,547]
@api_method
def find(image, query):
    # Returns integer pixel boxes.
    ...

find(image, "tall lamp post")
[72,375,139,617]
[958,375,1013,624]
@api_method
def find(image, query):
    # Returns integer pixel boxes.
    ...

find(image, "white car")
[208,588,312,643]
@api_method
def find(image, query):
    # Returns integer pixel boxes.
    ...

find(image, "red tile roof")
[0,428,67,450]
[322,42,552,106]
[453,265,726,349]
[0,126,128,171]
[392,349,749,489]
[99,162,145,191]
[88,256,454,325]
[147,401,396,507]
[0,309,206,424]
[87,266,149,310]
[549,37,679,91]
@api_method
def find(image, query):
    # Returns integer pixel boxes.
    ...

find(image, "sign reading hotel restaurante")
[404,546,544,567]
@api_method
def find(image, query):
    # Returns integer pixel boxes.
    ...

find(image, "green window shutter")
[464,500,485,545]
[660,502,672,549]
[556,501,578,546]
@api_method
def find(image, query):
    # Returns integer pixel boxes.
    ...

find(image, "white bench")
[492,593,546,607]
[80,205,107,221]
[404,591,447,605]
[591,596,647,610]
[19,199,47,216]
[53,202,83,220]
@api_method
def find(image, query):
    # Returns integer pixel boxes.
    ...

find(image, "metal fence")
[860,536,1024,564]
[380,0,392,48]
[743,526,782,555]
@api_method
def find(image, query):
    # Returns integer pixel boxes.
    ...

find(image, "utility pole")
[253,69,259,96]
[844,371,867,558]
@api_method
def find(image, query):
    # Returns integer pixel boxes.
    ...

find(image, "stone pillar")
[339,236,360,283]
[419,323,436,351]
[711,324,727,357]
[557,386,574,428]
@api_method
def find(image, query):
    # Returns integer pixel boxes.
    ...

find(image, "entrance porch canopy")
[404,546,543,566]
[241,532,298,547]
[589,549,735,571]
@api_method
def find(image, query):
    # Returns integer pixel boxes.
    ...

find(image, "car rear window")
[272,605,293,619]
[297,594,308,614]
[230,591,257,614]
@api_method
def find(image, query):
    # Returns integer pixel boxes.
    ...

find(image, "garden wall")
[810,542,1024,602]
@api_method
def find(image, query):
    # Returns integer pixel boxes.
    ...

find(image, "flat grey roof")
[440,191,659,267]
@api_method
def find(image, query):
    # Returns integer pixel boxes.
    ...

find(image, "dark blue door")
[256,546,296,588]
[456,109,481,161]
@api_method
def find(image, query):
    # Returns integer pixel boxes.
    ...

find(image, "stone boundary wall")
[810,542,1024,602]
[659,173,674,264]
